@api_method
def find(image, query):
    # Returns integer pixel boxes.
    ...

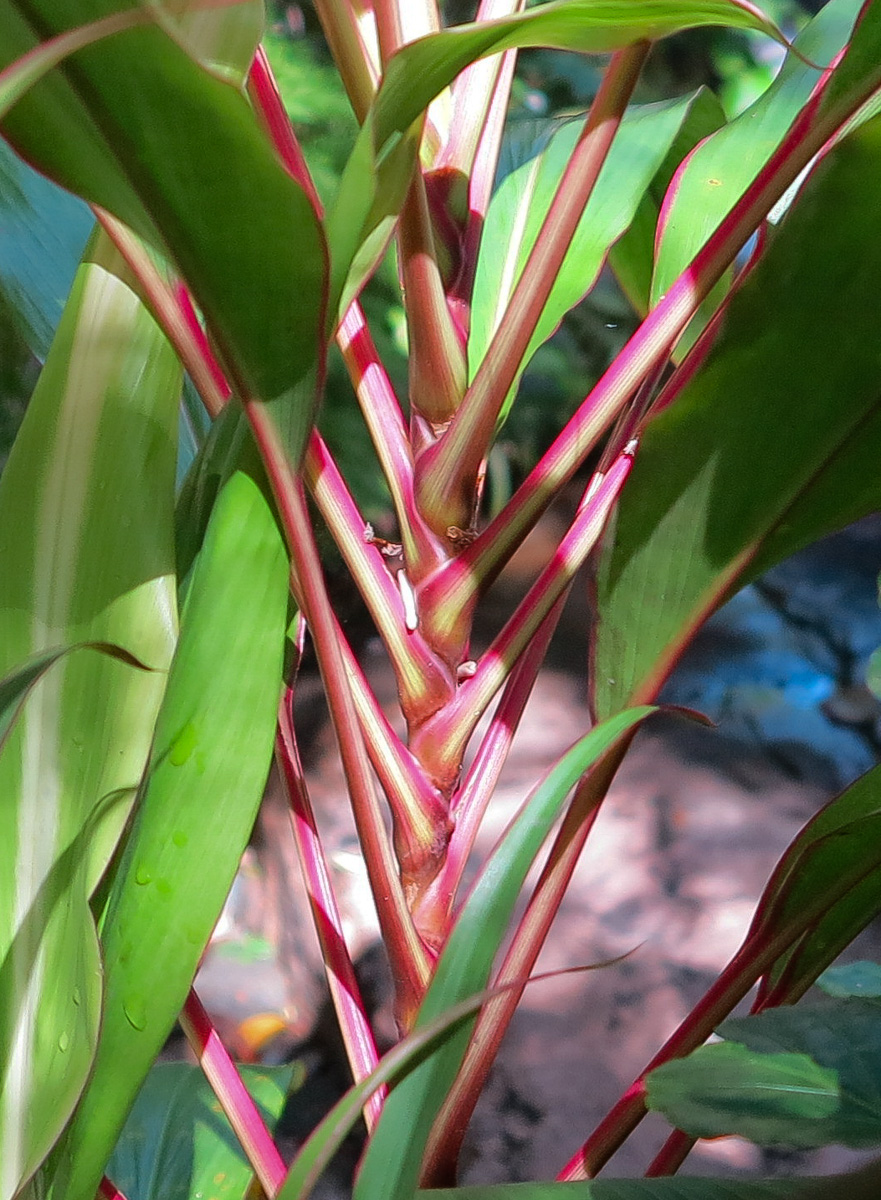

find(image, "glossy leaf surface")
[646,1042,839,1145]
[747,763,881,1005]
[327,0,786,321]
[0,0,326,466]
[105,1062,291,1200]
[592,114,881,722]
[649,1000,881,1149]
[0,230,180,1198]
[469,93,717,423]
[651,0,863,305]
[354,707,655,1200]
[50,469,289,1200]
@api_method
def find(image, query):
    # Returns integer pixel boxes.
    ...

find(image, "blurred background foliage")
[0,0,821,509]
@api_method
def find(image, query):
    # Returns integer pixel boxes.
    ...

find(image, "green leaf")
[747,764,881,1005]
[105,1062,292,1200]
[651,0,863,306]
[353,706,655,1200]
[1,0,326,467]
[0,641,151,756]
[49,469,289,1200]
[646,1041,840,1146]
[0,229,180,1198]
[327,0,787,322]
[818,962,881,999]
[649,999,881,1149]
[469,93,717,425]
[608,86,726,319]
[0,6,150,120]
[591,113,881,722]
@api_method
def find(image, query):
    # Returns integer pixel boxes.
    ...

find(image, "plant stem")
[244,403,431,1024]
[276,690,385,1129]
[421,741,624,1186]
[303,431,455,724]
[414,594,566,942]
[92,207,228,418]
[180,989,287,1196]
[411,450,634,786]
[414,42,650,535]
[311,0,378,122]
[557,852,881,1180]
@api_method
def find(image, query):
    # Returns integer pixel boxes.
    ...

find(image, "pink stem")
[97,1178,128,1200]
[276,692,385,1129]
[92,208,229,418]
[420,38,855,613]
[180,989,287,1196]
[415,43,650,534]
[411,449,635,785]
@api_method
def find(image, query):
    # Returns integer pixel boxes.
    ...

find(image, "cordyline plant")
[4,0,881,1197]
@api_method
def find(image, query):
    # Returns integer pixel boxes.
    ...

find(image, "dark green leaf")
[748,765,881,1004]
[713,1000,881,1148]
[592,114,881,721]
[646,1041,840,1145]
[1,0,327,467]
[105,1062,291,1200]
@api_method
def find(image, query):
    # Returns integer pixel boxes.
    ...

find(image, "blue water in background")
[660,519,881,788]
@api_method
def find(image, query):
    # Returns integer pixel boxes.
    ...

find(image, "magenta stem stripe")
[276,697,385,1129]
[180,989,287,1196]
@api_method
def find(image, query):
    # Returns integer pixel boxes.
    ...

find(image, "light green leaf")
[0,228,180,1199]
[646,1041,840,1145]
[106,1062,292,1200]
[50,468,289,1200]
[0,641,151,756]
[327,0,786,322]
[648,999,881,1150]
[354,707,655,1200]
[651,0,863,306]
[470,93,716,425]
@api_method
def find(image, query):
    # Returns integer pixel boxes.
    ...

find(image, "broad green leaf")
[105,1061,291,1200]
[50,468,289,1200]
[0,229,180,1199]
[469,93,718,425]
[646,1041,840,1145]
[649,999,881,1149]
[327,0,787,322]
[591,113,881,722]
[354,706,655,1200]
[746,764,881,1005]
[651,0,863,306]
[0,6,151,120]
[818,961,881,999]
[608,87,726,319]
[1,0,326,467]
[0,642,150,755]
